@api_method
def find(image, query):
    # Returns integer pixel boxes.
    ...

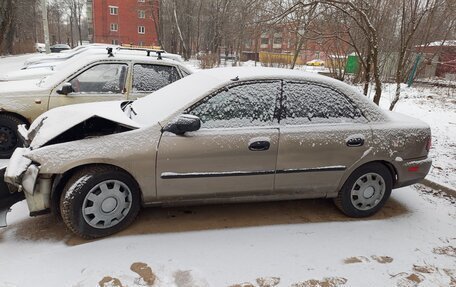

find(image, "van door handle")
[249,140,270,151]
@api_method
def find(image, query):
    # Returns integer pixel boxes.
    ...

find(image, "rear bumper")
[0,167,25,227]
[394,157,432,188]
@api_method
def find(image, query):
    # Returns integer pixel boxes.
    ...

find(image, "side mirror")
[57,82,74,95]
[164,114,201,135]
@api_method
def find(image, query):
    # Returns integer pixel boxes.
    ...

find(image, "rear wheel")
[0,114,26,158]
[60,165,141,239]
[334,163,393,217]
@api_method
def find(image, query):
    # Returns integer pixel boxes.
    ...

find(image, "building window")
[109,6,118,15]
[138,26,145,34]
[112,39,119,45]
[138,41,144,46]
[138,0,145,2]
[138,10,145,18]
[110,23,118,32]
[261,38,269,45]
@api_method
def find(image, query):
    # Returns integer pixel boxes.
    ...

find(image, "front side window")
[69,63,128,94]
[282,81,365,125]
[188,81,280,129]
[132,64,180,93]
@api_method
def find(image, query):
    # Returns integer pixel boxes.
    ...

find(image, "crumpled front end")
[1,147,52,227]
[0,166,25,227]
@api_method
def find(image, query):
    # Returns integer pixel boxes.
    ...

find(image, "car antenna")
[106,47,114,57]
[156,50,162,60]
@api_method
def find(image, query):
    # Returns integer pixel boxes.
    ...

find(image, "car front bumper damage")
[0,167,25,227]
[1,148,51,227]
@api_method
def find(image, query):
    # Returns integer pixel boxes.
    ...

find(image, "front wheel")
[0,114,27,158]
[60,166,141,239]
[334,163,393,217]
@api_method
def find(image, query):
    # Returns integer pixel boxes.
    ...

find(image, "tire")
[60,165,141,239]
[0,114,27,158]
[334,163,393,218]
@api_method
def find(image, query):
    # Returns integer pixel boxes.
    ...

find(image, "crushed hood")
[26,101,141,149]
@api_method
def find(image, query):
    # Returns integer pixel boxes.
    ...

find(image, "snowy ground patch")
[0,186,455,286]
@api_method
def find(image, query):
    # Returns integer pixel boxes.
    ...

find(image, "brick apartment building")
[240,23,350,65]
[87,0,159,46]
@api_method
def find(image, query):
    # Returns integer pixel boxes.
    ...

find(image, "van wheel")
[334,163,392,217]
[0,114,26,158]
[60,165,141,239]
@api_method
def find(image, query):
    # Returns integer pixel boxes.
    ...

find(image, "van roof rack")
[119,44,165,59]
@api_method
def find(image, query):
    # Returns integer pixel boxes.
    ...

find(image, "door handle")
[249,140,270,151]
[346,137,364,147]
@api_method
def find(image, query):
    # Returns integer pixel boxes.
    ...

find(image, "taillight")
[426,137,432,152]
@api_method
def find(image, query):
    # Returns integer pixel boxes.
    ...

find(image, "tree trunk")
[0,0,15,54]
[389,82,401,111]
[291,36,304,69]
[69,15,74,47]
[363,52,372,96]
[372,48,382,105]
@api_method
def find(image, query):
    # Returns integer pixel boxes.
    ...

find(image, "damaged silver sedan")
[0,67,432,238]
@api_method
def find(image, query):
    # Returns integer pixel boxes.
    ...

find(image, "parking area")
[0,185,455,287]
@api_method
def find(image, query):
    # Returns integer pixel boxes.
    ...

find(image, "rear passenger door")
[129,63,181,100]
[275,81,372,197]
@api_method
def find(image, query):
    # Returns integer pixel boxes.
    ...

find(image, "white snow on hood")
[0,67,54,81]
[0,79,44,93]
[28,101,140,149]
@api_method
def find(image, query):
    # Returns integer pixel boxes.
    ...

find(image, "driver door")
[48,62,129,110]
[156,80,281,200]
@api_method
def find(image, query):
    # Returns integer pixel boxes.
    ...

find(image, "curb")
[420,179,456,198]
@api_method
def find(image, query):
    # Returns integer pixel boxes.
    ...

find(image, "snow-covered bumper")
[2,148,52,226]
[394,157,432,188]
[0,166,25,227]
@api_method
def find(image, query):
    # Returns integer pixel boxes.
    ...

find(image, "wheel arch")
[50,163,144,217]
[333,160,398,197]
[0,111,31,127]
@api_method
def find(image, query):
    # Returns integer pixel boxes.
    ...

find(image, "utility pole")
[41,0,51,53]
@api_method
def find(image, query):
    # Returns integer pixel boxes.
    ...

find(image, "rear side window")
[282,81,365,125]
[188,81,281,128]
[132,64,180,93]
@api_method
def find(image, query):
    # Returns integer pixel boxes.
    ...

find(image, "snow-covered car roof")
[23,45,119,66]
[132,67,388,126]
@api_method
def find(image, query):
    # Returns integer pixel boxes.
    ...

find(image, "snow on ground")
[0,186,455,287]
[186,58,329,74]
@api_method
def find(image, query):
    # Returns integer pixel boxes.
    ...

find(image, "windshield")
[130,71,223,125]
[36,54,107,88]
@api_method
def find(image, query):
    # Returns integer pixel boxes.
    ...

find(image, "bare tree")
[388,0,436,110]
[64,0,84,46]
[0,0,16,54]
